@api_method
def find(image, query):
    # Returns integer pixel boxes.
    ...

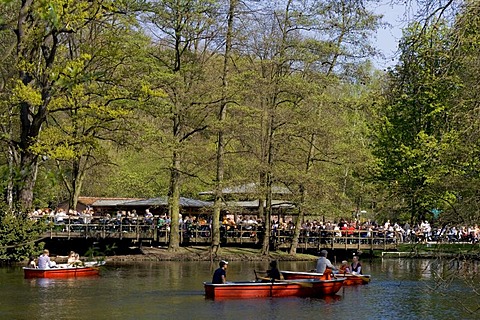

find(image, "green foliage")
[85,243,117,262]
[0,0,384,230]
[370,2,480,226]
[0,211,48,262]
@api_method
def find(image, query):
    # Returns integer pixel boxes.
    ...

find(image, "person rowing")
[266,260,284,281]
[315,250,337,278]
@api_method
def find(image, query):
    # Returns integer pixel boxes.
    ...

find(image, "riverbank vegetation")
[131,246,318,263]
[1,1,480,264]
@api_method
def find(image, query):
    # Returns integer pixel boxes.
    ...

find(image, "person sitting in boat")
[67,251,77,264]
[68,251,83,266]
[212,260,228,284]
[37,249,53,269]
[351,255,362,275]
[27,256,37,268]
[75,253,82,264]
[315,250,337,277]
[266,260,284,281]
[339,260,351,274]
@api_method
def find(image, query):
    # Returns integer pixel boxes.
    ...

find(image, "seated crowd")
[27,208,480,244]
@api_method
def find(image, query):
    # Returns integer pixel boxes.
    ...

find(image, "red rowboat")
[204,278,344,299]
[281,270,371,286]
[23,262,103,279]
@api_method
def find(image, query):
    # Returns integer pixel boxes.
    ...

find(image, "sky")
[371,2,413,69]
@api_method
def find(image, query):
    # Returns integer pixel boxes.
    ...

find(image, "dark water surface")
[0,258,478,320]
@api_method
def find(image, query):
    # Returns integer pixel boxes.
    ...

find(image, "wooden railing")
[43,221,398,250]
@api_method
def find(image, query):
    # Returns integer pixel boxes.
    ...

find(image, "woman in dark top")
[267,260,283,280]
[351,255,362,274]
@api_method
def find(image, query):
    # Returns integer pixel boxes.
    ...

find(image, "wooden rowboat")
[23,262,104,279]
[204,278,344,300]
[281,270,371,286]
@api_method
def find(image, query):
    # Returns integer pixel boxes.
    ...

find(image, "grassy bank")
[103,243,480,262]
[108,246,318,262]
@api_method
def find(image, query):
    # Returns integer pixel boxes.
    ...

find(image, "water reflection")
[0,259,478,319]
[314,293,342,304]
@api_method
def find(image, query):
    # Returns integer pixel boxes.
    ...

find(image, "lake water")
[0,258,478,320]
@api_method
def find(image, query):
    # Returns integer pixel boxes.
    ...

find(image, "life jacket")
[323,268,333,280]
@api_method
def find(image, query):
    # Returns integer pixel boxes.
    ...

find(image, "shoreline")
[105,247,480,263]
[106,246,318,263]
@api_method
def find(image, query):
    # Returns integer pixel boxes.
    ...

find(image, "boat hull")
[23,266,100,279]
[282,270,370,285]
[204,278,344,299]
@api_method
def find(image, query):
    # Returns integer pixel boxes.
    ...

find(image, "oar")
[357,275,371,283]
[276,279,313,288]
[254,270,271,282]
[336,273,370,283]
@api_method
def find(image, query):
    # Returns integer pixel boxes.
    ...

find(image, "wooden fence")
[43,221,398,251]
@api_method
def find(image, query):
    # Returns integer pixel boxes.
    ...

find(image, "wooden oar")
[276,279,313,288]
[335,273,371,283]
[357,275,371,283]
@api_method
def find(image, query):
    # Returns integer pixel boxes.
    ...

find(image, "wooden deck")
[43,222,399,251]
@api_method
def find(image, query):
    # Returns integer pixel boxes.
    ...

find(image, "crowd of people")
[27,207,480,244]
[272,218,480,244]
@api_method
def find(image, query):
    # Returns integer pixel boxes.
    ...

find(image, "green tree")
[232,0,381,254]
[0,211,47,262]
[145,0,222,251]
[210,0,238,255]
[33,19,150,212]
[0,0,144,211]
[371,20,461,224]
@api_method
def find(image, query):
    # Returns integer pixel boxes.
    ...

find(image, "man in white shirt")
[316,250,337,274]
[37,249,51,269]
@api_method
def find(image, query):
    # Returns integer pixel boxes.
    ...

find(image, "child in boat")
[339,260,351,274]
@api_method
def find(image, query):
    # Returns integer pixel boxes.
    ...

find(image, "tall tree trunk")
[69,159,86,213]
[289,186,305,255]
[211,0,237,256]
[6,144,15,211]
[261,174,273,255]
[289,133,315,254]
[18,151,39,211]
[261,111,275,255]
[15,0,54,211]
[168,149,181,252]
